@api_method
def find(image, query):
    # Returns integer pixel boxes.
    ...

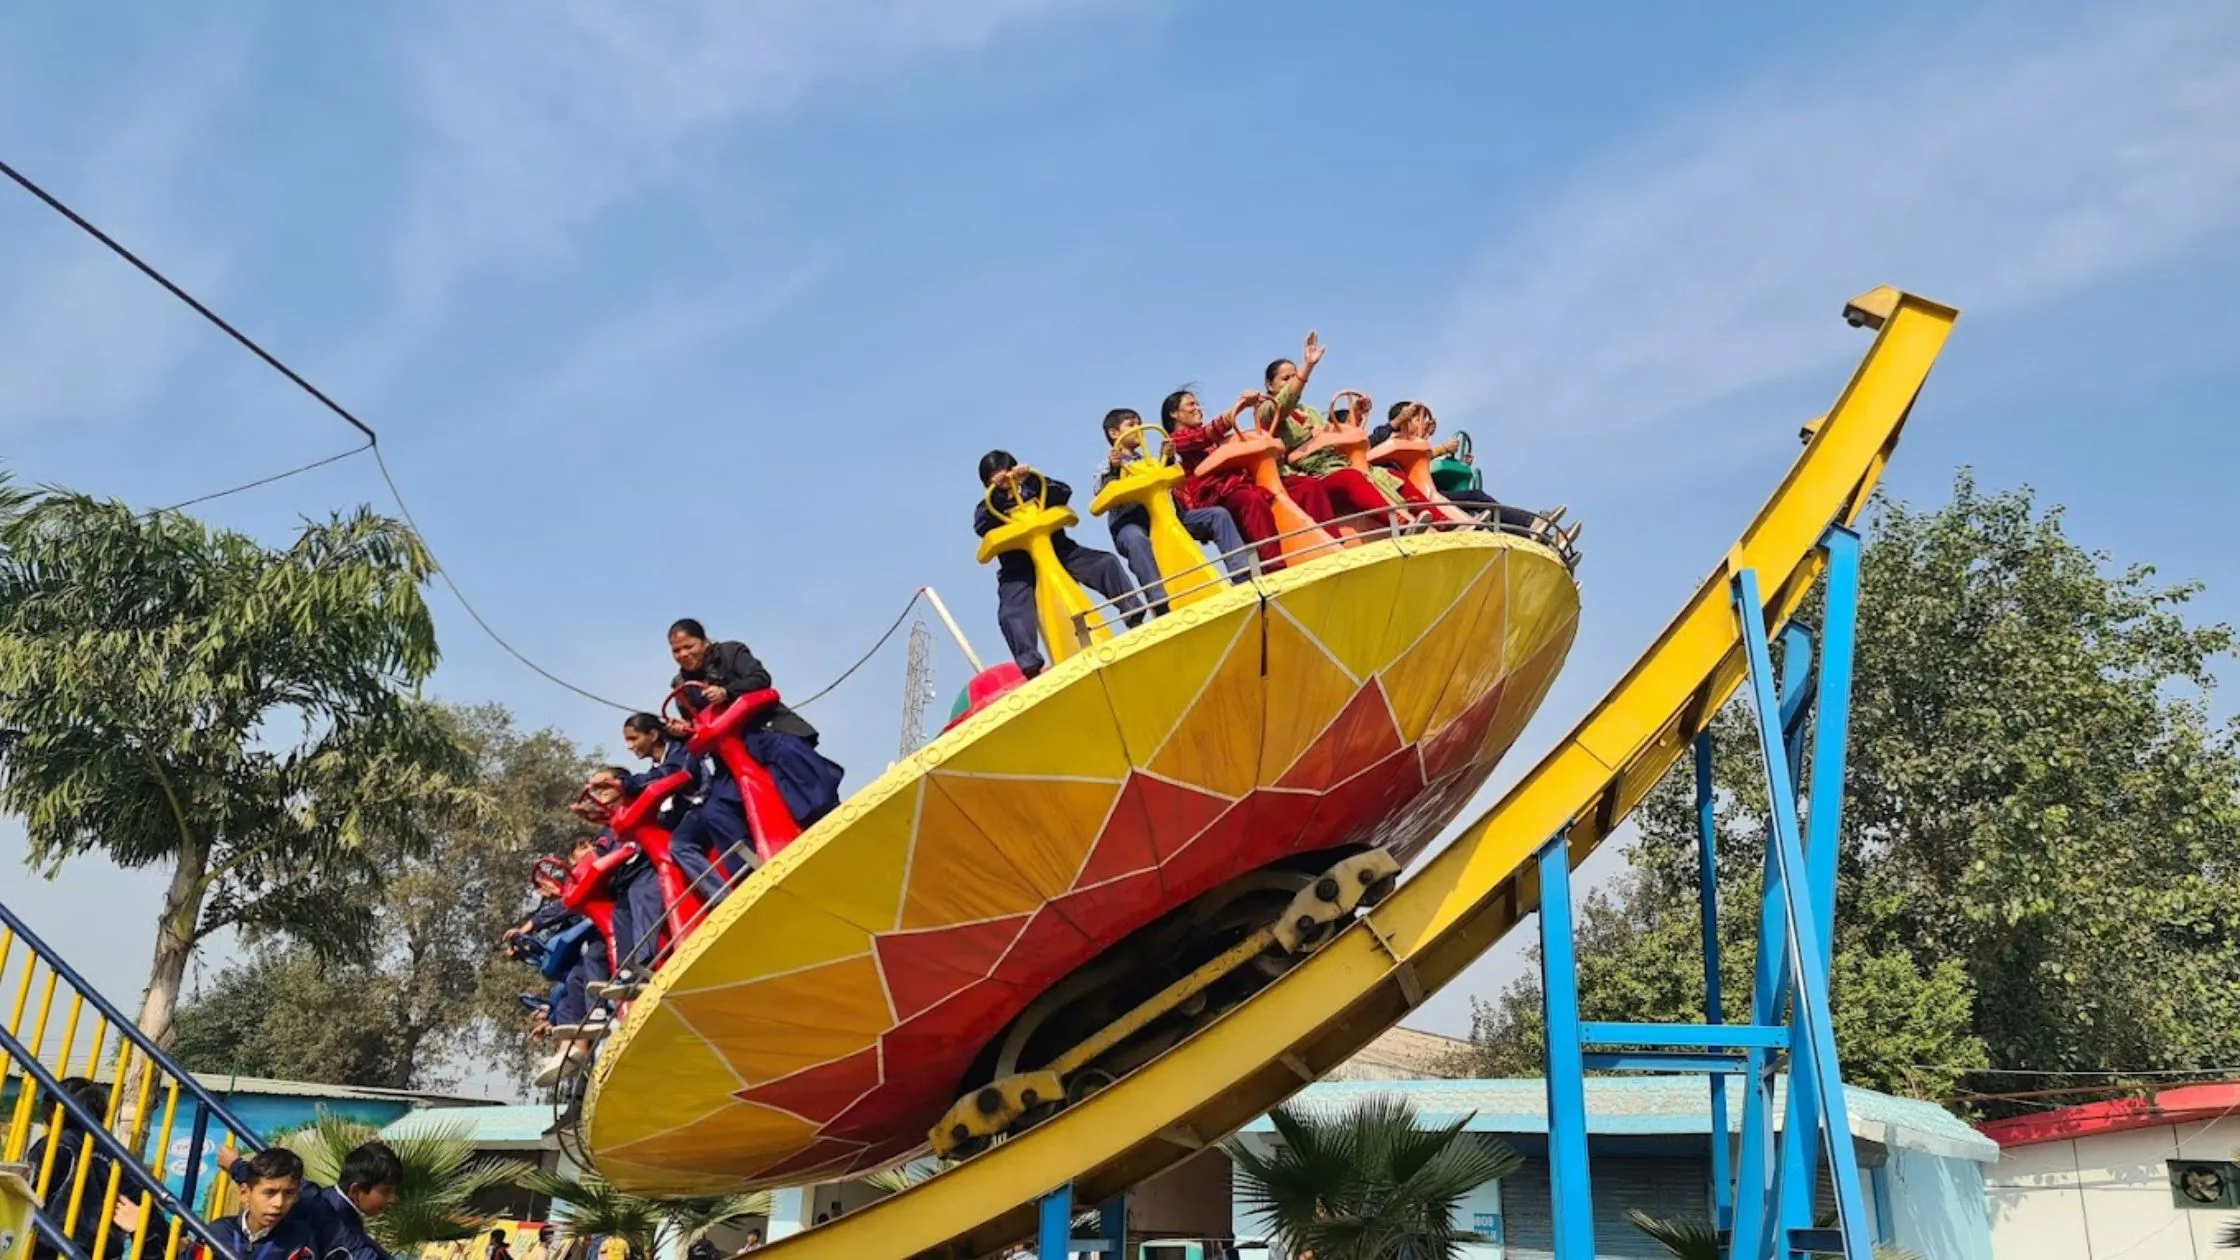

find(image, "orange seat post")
[1197,429,1338,564]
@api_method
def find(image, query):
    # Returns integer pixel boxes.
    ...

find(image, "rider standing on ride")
[1093,407,1250,609]
[974,451,1145,677]
[666,619,847,832]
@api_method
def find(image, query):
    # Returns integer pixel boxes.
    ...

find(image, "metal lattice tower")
[899,617,936,758]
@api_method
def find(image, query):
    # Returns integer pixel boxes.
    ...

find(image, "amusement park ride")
[0,286,1959,1260]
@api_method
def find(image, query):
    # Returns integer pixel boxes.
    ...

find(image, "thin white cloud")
[388,0,1126,308]
[1421,2,2240,450]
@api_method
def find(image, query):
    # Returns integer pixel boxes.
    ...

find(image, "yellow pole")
[3,970,61,1162]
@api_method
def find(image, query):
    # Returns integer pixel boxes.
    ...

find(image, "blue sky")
[3,0,2237,1070]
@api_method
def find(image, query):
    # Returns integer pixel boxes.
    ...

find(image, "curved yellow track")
[755,286,1958,1260]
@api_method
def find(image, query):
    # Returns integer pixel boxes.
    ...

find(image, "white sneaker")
[533,1043,590,1088]
[551,1012,612,1043]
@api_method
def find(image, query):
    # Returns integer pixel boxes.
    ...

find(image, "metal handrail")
[0,1019,244,1260]
[25,1199,95,1260]
[0,899,265,1152]
[1069,501,1577,645]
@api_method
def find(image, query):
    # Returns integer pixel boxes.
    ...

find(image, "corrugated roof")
[1237,1077,1997,1163]
[379,1105,557,1149]
[190,1075,501,1107]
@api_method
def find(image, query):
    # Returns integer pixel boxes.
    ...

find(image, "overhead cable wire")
[149,442,371,515]
[0,154,633,710]
[793,589,923,710]
[3,153,936,719]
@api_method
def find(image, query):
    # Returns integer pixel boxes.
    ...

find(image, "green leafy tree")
[173,704,598,1090]
[279,1112,526,1251]
[0,486,481,1044]
[1225,1095,1518,1260]
[1457,474,2240,1112]
[520,1170,768,1258]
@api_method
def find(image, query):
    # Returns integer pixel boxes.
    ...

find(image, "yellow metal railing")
[0,908,265,1260]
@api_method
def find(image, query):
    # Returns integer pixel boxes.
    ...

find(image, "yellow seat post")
[1086,428,1223,610]
[974,467,1113,668]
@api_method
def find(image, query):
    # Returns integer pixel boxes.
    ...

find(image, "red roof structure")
[1976,1083,2240,1148]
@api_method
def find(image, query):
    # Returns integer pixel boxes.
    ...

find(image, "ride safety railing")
[1069,501,1579,652]
[0,898,267,1260]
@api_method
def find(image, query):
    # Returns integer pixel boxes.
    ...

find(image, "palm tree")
[1626,1209,1924,1259]
[521,1169,770,1258]
[1225,1095,1519,1260]
[281,1113,527,1252]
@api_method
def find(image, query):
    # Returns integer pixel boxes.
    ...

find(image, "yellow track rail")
[759,286,1958,1260]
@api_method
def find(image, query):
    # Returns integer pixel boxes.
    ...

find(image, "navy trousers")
[996,545,1144,675]
[607,864,667,973]
[552,945,610,1026]
[671,783,751,905]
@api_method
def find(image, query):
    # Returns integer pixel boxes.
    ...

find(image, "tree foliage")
[173,704,597,1091]
[1225,1094,1517,1260]
[520,1170,769,1258]
[0,482,481,1043]
[1457,474,2240,1113]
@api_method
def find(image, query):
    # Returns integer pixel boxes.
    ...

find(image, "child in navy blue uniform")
[974,450,1144,677]
[621,712,737,905]
[295,1141,402,1260]
[202,1149,317,1260]
[1093,408,1250,610]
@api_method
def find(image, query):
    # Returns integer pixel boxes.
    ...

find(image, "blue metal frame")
[1694,731,1734,1231]
[1031,1185,1128,1257]
[1537,526,1873,1260]
[1038,1182,1074,1258]
[1538,829,1598,1260]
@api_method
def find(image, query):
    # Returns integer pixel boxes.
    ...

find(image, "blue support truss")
[1536,526,1874,1260]
[1031,1185,1128,1259]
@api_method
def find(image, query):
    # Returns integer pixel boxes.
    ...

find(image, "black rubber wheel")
[1013,1101,1063,1133]
[1067,1069,1117,1105]
[952,1134,992,1159]
[1361,874,1398,908]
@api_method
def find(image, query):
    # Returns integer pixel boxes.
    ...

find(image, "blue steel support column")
[1538,830,1597,1260]
[1038,1183,1075,1260]
[1691,733,1734,1232]
[1778,527,1864,1247]
[1734,567,1873,1260]
[1098,1192,1128,1255]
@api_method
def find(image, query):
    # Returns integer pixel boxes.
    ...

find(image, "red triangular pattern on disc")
[874,915,1029,1022]
[1294,746,1427,855]
[751,1137,870,1182]
[990,905,1097,992]
[1419,677,1507,782]
[1075,776,1160,887]
[1221,790,1326,885]
[1133,774,1237,865]
[1157,800,1254,904]
[1050,869,1167,943]
[823,1068,958,1143]
[1277,682,1404,791]
[733,1045,882,1123]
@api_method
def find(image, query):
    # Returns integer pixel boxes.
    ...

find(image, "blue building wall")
[1883,1145,1993,1260]
[156,1090,418,1201]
